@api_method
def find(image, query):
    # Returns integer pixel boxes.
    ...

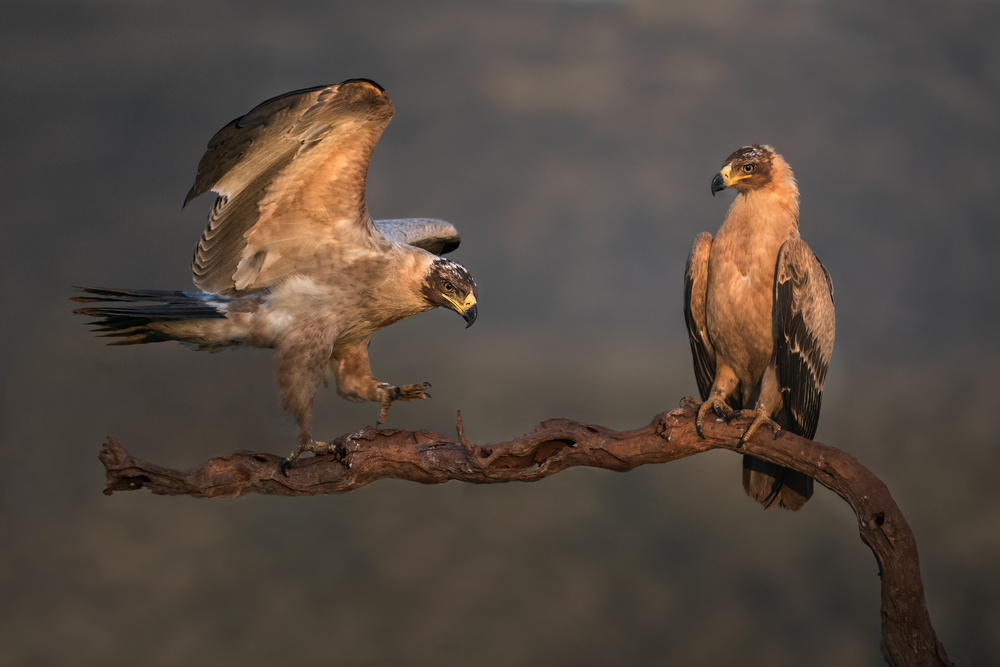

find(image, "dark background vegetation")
[3,0,999,664]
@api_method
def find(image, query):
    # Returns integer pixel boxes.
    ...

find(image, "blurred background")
[2,0,999,664]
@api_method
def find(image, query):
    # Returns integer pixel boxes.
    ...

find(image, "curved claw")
[724,409,747,424]
[681,395,702,410]
[694,395,732,440]
[682,396,708,437]
[735,409,782,448]
[397,382,432,401]
[280,446,304,476]
[737,427,781,447]
[280,438,338,473]
[376,382,432,425]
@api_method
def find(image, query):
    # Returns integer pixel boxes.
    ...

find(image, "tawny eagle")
[684,145,835,510]
[74,79,478,468]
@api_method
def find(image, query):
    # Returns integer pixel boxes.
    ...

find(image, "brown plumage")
[684,145,835,510]
[74,79,478,468]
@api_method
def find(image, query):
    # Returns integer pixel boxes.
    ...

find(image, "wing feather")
[684,233,716,401]
[772,238,835,439]
[374,218,461,256]
[185,79,395,294]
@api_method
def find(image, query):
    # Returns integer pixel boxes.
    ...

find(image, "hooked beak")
[444,293,478,328]
[711,165,732,196]
[711,172,727,196]
[462,302,478,328]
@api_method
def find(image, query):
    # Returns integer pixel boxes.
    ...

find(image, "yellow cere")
[720,164,733,185]
[444,293,477,312]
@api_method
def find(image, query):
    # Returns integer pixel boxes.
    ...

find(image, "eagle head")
[422,258,478,327]
[712,144,779,195]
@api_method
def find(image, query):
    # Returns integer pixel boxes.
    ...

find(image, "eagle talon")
[736,410,782,447]
[694,395,731,439]
[279,446,305,477]
[376,382,432,424]
[396,382,432,401]
[681,396,702,410]
[280,438,336,474]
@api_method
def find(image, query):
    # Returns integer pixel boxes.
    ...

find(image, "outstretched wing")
[772,238,835,439]
[684,232,716,401]
[374,218,461,256]
[185,79,395,294]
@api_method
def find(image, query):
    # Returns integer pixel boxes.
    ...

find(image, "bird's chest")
[246,279,345,348]
[704,232,782,379]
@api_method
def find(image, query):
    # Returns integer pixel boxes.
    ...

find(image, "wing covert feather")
[772,238,835,439]
[185,80,395,294]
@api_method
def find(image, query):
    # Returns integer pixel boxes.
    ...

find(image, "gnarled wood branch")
[98,406,952,667]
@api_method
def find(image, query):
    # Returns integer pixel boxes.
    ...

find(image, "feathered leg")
[276,323,336,473]
[330,341,430,425]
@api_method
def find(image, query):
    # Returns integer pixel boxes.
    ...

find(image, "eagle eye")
[742,164,755,173]
[444,281,455,292]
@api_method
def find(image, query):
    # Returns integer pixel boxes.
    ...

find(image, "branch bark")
[98,407,952,667]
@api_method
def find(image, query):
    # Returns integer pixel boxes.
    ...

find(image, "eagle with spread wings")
[74,79,478,468]
[684,145,835,510]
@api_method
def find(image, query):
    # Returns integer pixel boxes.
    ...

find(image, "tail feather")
[742,455,813,511]
[72,287,230,346]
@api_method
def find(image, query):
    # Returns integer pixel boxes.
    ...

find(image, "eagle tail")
[72,287,236,348]
[742,456,814,511]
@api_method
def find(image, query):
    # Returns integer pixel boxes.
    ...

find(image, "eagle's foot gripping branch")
[726,408,782,448]
[279,439,347,476]
[691,396,733,438]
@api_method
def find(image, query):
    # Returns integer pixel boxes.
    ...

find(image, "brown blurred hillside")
[2,0,999,665]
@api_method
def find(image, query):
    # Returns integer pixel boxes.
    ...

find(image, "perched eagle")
[74,79,478,467]
[684,145,835,510]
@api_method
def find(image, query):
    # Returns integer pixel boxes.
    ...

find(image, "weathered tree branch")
[98,407,952,667]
